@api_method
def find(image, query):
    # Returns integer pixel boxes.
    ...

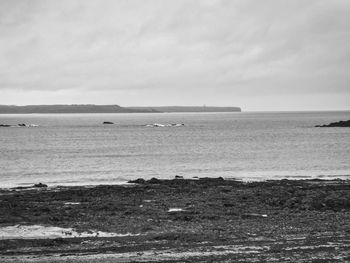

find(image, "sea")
[0,111,349,188]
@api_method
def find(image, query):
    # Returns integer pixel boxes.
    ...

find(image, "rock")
[128,178,146,184]
[0,123,38,127]
[103,121,114,124]
[33,183,48,188]
[148,178,161,184]
[199,177,225,184]
[315,120,350,127]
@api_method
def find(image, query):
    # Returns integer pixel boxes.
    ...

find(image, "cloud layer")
[0,0,349,110]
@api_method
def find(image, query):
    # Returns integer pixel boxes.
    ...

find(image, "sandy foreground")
[0,177,349,262]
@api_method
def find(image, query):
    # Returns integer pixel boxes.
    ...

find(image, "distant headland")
[0,105,241,114]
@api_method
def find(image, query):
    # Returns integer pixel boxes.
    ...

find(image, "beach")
[1,177,349,262]
[2,0,350,261]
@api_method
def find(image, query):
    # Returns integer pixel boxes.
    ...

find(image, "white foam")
[64,202,80,205]
[3,244,268,262]
[168,208,185,212]
[0,225,139,240]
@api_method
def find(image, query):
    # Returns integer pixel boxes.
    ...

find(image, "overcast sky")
[0,0,349,110]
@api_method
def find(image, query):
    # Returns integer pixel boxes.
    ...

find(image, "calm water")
[0,111,349,187]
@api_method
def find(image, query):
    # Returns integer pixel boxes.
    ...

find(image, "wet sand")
[0,178,349,262]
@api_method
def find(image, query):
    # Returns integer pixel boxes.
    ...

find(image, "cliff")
[0,105,159,114]
[128,106,241,113]
[0,105,241,114]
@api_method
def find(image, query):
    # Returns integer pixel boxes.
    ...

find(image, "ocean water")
[0,111,349,188]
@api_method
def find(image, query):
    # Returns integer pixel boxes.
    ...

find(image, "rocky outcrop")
[0,123,39,127]
[33,183,48,188]
[316,120,350,127]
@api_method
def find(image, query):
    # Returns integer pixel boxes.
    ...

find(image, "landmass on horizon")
[0,105,241,114]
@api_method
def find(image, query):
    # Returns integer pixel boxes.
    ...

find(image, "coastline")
[1,177,349,262]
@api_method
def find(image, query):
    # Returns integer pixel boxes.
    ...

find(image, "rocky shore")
[0,177,349,262]
[315,120,350,127]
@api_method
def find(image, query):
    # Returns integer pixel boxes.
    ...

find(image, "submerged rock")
[33,183,48,188]
[315,120,350,127]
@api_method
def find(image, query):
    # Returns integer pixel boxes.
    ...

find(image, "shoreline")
[1,174,349,191]
[1,177,349,262]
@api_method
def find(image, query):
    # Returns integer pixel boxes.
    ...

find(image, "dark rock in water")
[128,178,146,184]
[175,175,184,179]
[148,178,161,184]
[18,123,26,127]
[33,183,48,188]
[103,121,114,124]
[315,120,350,127]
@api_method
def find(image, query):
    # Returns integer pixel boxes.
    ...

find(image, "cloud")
[0,0,349,110]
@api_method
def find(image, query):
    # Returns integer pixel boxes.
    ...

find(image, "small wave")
[0,225,139,240]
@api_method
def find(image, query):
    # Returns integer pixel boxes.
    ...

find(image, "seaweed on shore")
[0,178,349,262]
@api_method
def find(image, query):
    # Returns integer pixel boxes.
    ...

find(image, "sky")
[0,0,349,111]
